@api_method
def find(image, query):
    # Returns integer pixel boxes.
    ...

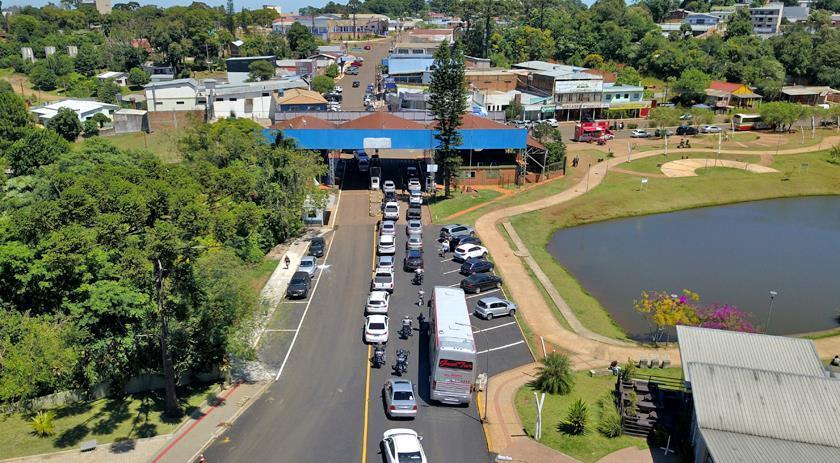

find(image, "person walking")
[284,256,291,269]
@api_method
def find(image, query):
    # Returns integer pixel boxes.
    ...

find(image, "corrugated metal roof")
[690,363,840,448]
[387,57,434,75]
[676,326,824,383]
[702,429,840,463]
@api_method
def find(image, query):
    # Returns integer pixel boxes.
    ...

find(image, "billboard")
[554,79,603,95]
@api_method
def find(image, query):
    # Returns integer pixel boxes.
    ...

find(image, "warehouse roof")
[272,116,336,130]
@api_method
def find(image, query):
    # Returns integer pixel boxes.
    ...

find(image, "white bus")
[428,286,476,405]
[732,113,769,131]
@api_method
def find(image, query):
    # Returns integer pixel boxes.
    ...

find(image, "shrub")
[83,119,99,137]
[626,390,638,417]
[561,398,588,435]
[620,359,636,382]
[30,410,56,437]
[598,403,623,437]
[532,352,574,395]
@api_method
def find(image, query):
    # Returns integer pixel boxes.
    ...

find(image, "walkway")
[659,158,778,177]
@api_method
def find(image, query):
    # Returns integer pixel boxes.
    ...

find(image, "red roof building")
[340,112,427,130]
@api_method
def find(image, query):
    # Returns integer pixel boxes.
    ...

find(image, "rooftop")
[781,85,837,96]
[275,88,327,105]
[340,112,427,130]
[272,116,336,130]
[387,57,435,75]
[97,71,126,79]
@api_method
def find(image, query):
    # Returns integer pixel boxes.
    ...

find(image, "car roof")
[369,290,389,300]
[409,235,421,240]
[374,267,392,274]
[311,237,325,244]
[378,255,394,262]
[459,243,478,250]
[382,221,395,228]
[408,219,422,225]
[367,314,387,323]
[380,235,394,242]
[478,296,506,304]
[301,256,316,263]
[291,271,309,278]
[389,379,414,391]
[407,249,422,256]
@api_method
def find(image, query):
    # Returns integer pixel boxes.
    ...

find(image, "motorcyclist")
[401,316,413,338]
[413,267,424,284]
[372,345,386,368]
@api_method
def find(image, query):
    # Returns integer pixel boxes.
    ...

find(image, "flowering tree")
[697,304,755,333]
[634,290,700,343]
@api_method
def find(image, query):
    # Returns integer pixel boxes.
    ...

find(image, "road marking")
[274,232,339,382]
[440,258,453,263]
[263,329,298,332]
[443,269,461,275]
[466,289,500,299]
[284,300,310,304]
[476,340,525,355]
[473,321,516,334]
[448,283,460,287]
[362,223,377,463]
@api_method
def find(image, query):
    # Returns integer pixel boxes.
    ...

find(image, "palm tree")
[531,352,574,395]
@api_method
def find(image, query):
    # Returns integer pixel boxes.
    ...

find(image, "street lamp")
[766,290,778,333]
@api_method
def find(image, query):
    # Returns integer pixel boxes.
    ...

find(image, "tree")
[697,304,755,332]
[771,29,813,80]
[428,41,467,197]
[531,352,574,395]
[616,66,642,86]
[29,63,58,91]
[673,68,711,105]
[287,22,316,58]
[725,8,754,40]
[648,106,681,130]
[760,101,805,132]
[247,60,274,82]
[640,0,677,23]
[561,399,588,435]
[5,127,68,175]
[83,119,99,137]
[127,66,150,88]
[325,63,340,79]
[505,99,523,121]
[96,78,121,104]
[46,108,82,141]
[634,290,700,342]
[0,91,32,151]
[311,75,335,94]
[74,43,101,77]
[91,112,110,128]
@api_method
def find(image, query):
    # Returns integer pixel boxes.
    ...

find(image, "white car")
[371,267,395,292]
[383,180,396,194]
[406,220,423,236]
[364,315,389,344]
[453,243,488,263]
[370,176,380,190]
[378,234,396,255]
[380,220,396,236]
[383,202,400,220]
[407,179,421,193]
[630,129,651,138]
[335,85,343,93]
[409,191,423,206]
[377,255,395,270]
[700,125,722,133]
[381,429,427,463]
[405,235,422,251]
[542,118,558,127]
[297,256,317,278]
[366,290,390,314]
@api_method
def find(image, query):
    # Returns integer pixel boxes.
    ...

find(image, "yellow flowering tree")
[634,289,700,343]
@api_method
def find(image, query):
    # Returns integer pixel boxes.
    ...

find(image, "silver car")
[380,220,396,236]
[383,379,418,419]
[377,255,395,270]
[405,235,422,251]
[406,220,423,236]
[440,223,474,240]
[474,296,517,320]
[297,256,317,277]
[378,235,396,255]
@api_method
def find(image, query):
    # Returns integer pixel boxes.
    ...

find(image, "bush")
[620,359,636,382]
[532,352,574,395]
[30,410,56,437]
[597,392,623,438]
[561,398,588,435]
[83,119,99,137]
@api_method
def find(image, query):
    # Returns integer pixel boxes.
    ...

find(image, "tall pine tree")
[429,41,467,197]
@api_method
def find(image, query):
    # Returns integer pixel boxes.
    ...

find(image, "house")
[403,28,455,43]
[392,42,440,56]
[783,5,810,23]
[226,55,276,85]
[317,45,345,56]
[201,78,308,121]
[471,89,547,118]
[602,84,650,117]
[272,14,297,34]
[465,56,491,69]
[466,69,527,92]
[290,14,389,41]
[143,64,176,83]
[230,40,245,57]
[676,326,839,463]
[780,86,838,105]
[386,56,435,84]
[274,88,328,112]
[705,81,762,111]
[96,71,128,87]
[144,79,204,112]
[30,99,119,124]
[276,59,298,75]
[750,2,784,36]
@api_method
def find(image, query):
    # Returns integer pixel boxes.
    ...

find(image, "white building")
[750,2,784,36]
[144,79,204,112]
[30,99,119,124]
[201,79,308,121]
[96,71,128,87]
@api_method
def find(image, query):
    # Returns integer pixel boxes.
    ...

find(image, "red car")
[351,61,363,67]
[364,45,371,50]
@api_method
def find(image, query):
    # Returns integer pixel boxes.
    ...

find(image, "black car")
[383,191,397,203]
[286,271,312,299]
[352,80,360,88]
[407,205,421,220]
[676,125,698,136]
[308,237,326,257]
[450,235,482,248]
[403,249,424,271]
[460,258,494,275]
[460,273,502,294]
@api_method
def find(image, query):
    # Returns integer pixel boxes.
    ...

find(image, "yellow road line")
[362,222,377,463]
[476,390,493,451]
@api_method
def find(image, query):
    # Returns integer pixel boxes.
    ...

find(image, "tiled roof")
[275,89,328,105]
[272,116,336,129]
[340,112,427,130]
[708,80,743,93]
[427,113,511,130]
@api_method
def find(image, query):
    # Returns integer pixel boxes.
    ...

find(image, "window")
[624,94,629,99]
[262,92,270,97]
[229,98,237,101]
[176,101,185,105]
[633,93,639,99]
[605,94,612,101]
[465,171,476,178]
[155,101,163,105]
[216,97,224,101]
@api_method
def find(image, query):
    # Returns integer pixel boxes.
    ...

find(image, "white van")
[371,176,380,190]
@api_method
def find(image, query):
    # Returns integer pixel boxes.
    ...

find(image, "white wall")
[212,94,274,120]
[145,85,203,112]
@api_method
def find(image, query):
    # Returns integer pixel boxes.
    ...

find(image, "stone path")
[660,158,778,177]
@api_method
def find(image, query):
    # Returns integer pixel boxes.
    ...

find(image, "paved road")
[337,39,392,111]
[204,159,532,463]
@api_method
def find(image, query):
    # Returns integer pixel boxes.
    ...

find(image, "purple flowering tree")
[696,303,755,333]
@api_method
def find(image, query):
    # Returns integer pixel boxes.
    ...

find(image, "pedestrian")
[831,355,840,367]
[284,256,291,269]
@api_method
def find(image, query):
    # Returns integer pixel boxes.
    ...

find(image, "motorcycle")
[392,349,409,376]
[412,269,424,285]
[399,317,413,339]
[371,345,386,368]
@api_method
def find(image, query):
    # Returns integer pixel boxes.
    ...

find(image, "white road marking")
[443,269,461,275]
[284,300,310,304]
[448,283,460,287]
[263,329,298,332]
[440,258,453,263]
[473,321,516,334]
[476,340,525,355]
[466,289,500,299]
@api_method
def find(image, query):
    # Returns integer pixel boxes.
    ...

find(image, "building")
[676,326,840,463]
[113,108,149,133]
[272,15,297,34]
[659,12,723,35]
[229,40,245,57]
[274,88,328,112]
[226,55,276,85]
[783,5,811,24]
[465,56,492,69]
[143,64,176,83]
[466,69,527,93]
[201,79,308,121]
[386,56,435,84]
[96,71,128,87]
[602,84,650,117]
[289,14,389,41]
[705,80,762,111]
[403,28,455,43]
[144,79,204,112]
[30,99,119,124]
[750,2,783,36]
[471,89,549,119]
[780,86,838,105]
[392,42,440,56]
[79,0,111,15]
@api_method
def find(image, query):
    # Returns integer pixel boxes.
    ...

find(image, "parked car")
[352,61,363,67]
[460,258,495,275]
[460,273,502,294]
[335,85,343,93]
[676,125,698,136]
[367,290,390,314]
[371,267,395,292]
[406,205,421,220]
[474,296,517,319]
[298,256,317,277]
[380,220,396,236]
[409,192,423,207]
[377,255,395,270]
[383,191,397,204]
[699,125,722,133]
[542,118,559,127]
[403,249,424,271]
[381,429,427,463]
[679,113,693,120]
[383,180,396,194]
[655,128,674,137]
[364,315,389,344]
[450,235,482,248]
[364,44,372,50]
[352,80,361,87]
[405,235,422,251]
[440,224,475,240]
[378,234,396,255]
[383,379,418,419]
[406,220,423,236]
[630,129,651,138]
[308,237,326,257]
[383,202,400,220]
[286,271,312,299]
[578,133,606,144]
[453,244,488,263]
[408,178,422,192]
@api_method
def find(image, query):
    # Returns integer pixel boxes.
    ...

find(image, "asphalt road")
[337,39,393,111]
[204,159,532,463]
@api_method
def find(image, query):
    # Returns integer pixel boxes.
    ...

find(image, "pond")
[548,196,840,338]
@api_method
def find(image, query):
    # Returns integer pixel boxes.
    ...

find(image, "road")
[204,158,532,462]
[337,39,393,111]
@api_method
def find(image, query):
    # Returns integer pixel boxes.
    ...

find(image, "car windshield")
[397,452,423,462]
[393,391,414,401]
[300,261,314,268]
[369,300,384,306]
[385,206,398,212]
[368,322,386,330]
[407,250,422,258]
[291,277,306,284]
[375,275,391,283]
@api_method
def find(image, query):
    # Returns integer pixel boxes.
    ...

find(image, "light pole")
[766,290,778,333]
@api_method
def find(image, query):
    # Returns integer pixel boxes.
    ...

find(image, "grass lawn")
[245,258,280,296]
[0,69,63,104]
[617,151,763,175]
[429,188,502,223]
[0,383,215,460]
[515,367,681,463]
[510,150,840,340]
[94,130,183,163]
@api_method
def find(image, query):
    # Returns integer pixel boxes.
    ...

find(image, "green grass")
[94,131,183,163]
[515,368,673,463]
[509,150,840,340]
[618,152,763,175]
[429,188,501,223]
[0,383,215,460]
[452,175,578,226]
[244,258,280,296]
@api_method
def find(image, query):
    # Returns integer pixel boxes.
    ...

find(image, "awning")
[608,102,651,110]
